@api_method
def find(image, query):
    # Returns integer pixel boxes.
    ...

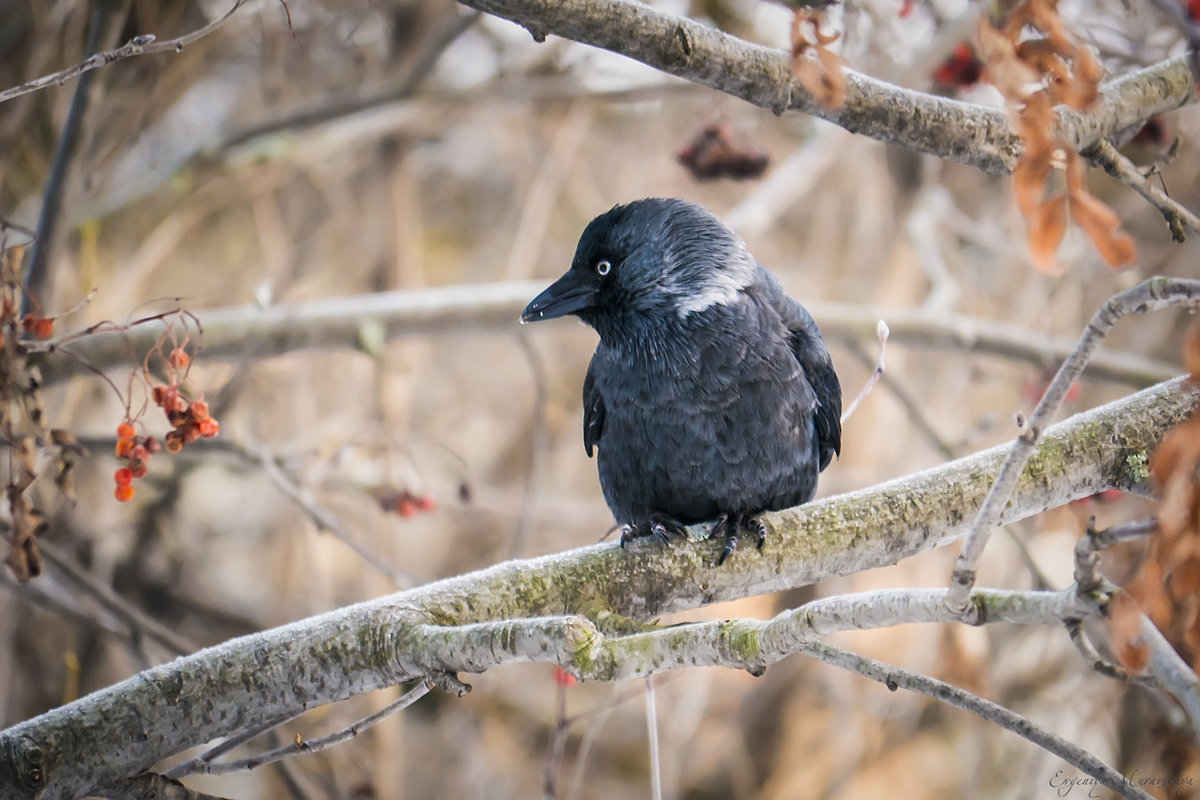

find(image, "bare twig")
[23,3,109,314]
[511,333,549,558]
[219,10,480,149]
[947,278,1200,618]
[0,2,249,105]
[38,539,197,655]
[800,641,1154,800]
[644,678,662,800]
[1084,139,1200,242]
[36,284,1178,388]
[840,320,888,424]
[1074,517,1157,595]
[165,710,309,779]
[255,447,416,588]
[189,680,431,776]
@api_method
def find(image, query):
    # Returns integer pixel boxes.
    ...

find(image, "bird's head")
[521,198,756,343]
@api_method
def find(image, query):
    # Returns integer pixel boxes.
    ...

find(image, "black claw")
[749,517,768,550]
[717,533,738,566]
[618,524,638,549]
[620,514,687,550]
[713,513,769,564]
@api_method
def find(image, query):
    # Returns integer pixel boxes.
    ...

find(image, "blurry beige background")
[1,0,1198,797]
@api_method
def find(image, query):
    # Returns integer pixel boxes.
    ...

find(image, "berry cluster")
[153,381,219,453]
[375,488,435,518]
[113,346,219,502]
[113,422,157,502]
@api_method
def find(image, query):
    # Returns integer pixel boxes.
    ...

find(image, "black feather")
[522,198,842,560]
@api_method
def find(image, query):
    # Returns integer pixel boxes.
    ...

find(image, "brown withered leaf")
[789,9,845,110]
[1109,591,1150,672]
[1012,155,1052,221]
[1028,193,1068,274]
[1070,188,1137,267]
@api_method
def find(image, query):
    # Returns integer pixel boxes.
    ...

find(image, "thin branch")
[38,539,197,655]
[218,10,480,150]
[255,447,416,588]
[36,283,1179,388]
[454,0,1196,175]
[644,678,662,800]
[1137,617,1200,738]
[799,641,1154,800]
[165,710,309,779]
[23,2,109,314]
[0,2,249,105]
[948,278,1200,617]
[840,320,888,424]
[189,681,431,776]
[1084,139,1200,242]
[511,333,549,558]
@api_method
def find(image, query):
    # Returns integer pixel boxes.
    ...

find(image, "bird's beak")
[521,271,598,323]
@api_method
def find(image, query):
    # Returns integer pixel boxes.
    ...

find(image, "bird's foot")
[712,514,769,565]
[620,513,689,548]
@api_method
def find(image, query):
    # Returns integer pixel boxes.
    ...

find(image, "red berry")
[115,439,133,458]
[416,494,435,512]
[130,462,147,479]
[152,386,168,406]
[129,444,149,465]
[114,468,133,487]
[114,484,135,502]
[32,318,53,339]
[189,400,209,420]
[116,422,136,439]
[197,417,219,438]
[164,432,183,453]
[396,498,417,518]
[144,437,161,454]
[168,347,189,369]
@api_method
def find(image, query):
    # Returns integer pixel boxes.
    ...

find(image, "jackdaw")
[521,198,841,564]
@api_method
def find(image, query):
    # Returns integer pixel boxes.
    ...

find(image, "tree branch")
[35,283,1177,387]
[0,376,1193,799]
[454,0,1196,174]
[948,278,1200,615]
[0,2,249,105]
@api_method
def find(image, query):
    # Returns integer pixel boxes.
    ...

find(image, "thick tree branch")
[36,283,1177,387]
[454,0,1196,174]
[0,377,1193,799]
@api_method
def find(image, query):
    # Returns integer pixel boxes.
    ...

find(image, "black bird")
[521,198,841,564]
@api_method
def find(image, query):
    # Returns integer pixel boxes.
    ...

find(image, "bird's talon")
[717,534,738,566]
[750,517,768,550]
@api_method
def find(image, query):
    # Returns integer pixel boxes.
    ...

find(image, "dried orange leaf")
[1027,194,1068,274]
[1070,188,1137,267]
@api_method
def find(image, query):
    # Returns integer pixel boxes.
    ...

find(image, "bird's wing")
[760,267,842,471]
[582,355,606,458]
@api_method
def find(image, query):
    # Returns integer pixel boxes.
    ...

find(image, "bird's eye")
[595,260,612,277]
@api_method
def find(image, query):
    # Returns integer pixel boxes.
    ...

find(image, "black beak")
[521,270,598,323]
